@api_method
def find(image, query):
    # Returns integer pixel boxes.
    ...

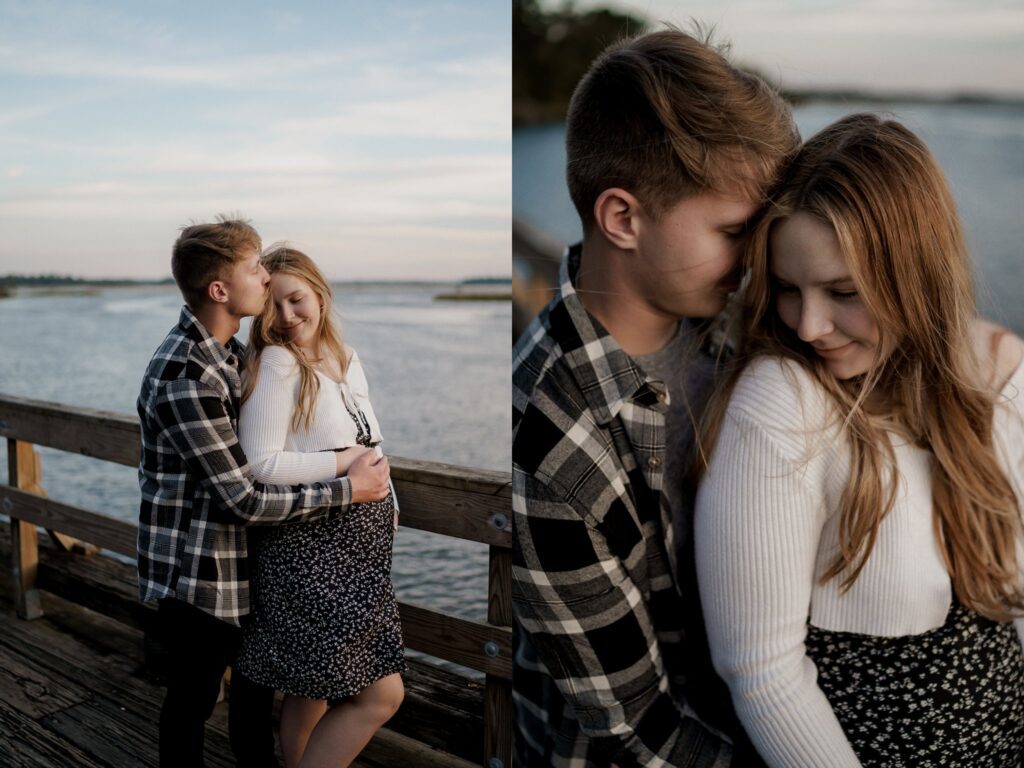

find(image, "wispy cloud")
[0,1,510,279]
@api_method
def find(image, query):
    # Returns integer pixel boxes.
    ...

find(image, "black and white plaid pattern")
[137,306,352,625]
[512,246,732,767]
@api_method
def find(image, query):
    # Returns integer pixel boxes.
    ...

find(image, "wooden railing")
[0,393,512,768]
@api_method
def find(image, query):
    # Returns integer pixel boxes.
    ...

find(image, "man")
[137,216,390,767]
[512,30,799,767]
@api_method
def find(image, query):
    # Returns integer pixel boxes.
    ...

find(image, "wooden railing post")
[484,542,513,768]
[7,438,44,619]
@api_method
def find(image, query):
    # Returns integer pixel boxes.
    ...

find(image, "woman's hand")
[335,446,374,477]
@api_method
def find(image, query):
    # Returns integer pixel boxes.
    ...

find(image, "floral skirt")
[805,600,1024,767]
[234,492,405,702]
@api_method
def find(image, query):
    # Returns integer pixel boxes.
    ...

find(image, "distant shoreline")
[0,276,512,293]
[514,89,1024,126]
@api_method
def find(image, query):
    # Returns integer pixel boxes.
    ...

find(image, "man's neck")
[575,235,680,357]
[190,303,241,347]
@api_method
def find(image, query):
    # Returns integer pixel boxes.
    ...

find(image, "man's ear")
[593,188,641,250]
[208,280,229,304]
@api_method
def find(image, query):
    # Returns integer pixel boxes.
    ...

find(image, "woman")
[694,114,1024,767]
[235,245,405,768]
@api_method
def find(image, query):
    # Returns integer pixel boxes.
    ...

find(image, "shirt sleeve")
[695,407,861,768]
[238,357,337,485]
[513,470,732,767]
[154,376,351,526]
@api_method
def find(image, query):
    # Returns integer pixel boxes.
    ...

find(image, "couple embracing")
[513,28,1024,768]
[137,220,403,767]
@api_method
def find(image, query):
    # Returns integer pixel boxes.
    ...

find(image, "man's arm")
[154,378,384,526]
[513,470,732,767]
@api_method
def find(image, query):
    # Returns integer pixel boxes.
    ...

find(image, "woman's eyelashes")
[829,289,859,300]
[771,281,859,301]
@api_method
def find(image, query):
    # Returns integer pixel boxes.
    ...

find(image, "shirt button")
[648,456,662,469]
[657,391,669,404]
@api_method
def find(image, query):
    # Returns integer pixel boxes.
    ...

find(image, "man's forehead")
[690,190,758,220]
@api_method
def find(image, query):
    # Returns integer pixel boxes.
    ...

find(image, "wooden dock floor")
[0,528,481,768]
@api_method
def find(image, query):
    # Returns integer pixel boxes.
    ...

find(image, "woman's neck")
[297,342,321,362]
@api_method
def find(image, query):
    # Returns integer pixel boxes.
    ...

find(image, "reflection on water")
[0,284,510,638]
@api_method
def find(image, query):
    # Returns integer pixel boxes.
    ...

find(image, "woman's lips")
[814,341,854,358]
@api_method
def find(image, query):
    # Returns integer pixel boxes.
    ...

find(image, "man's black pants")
[157,598,278,768]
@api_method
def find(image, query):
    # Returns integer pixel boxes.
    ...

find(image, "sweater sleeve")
[994,359,1024,650]
[239,348,337,485]
[695,358,861,768]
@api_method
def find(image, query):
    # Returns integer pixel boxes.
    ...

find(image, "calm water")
[513,101,1024,334]
[0,284,511,629]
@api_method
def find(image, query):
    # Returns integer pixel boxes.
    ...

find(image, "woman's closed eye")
[830,289,859,300]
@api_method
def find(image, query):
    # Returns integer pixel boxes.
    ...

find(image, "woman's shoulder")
[343,345,370,392]
[971,319,1024,394]
[258,345,300,373]
[728,354,836,435]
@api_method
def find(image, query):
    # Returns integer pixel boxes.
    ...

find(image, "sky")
[565,0,1024,99]
[0,1,510,280]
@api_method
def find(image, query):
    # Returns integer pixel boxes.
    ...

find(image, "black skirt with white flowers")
[804,598,1024,768]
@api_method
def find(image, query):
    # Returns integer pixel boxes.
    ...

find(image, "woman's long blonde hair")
[697,113,1024,621]
[241,245,349,432]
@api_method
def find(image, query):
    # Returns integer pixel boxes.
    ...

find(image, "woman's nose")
[797,297,834,342]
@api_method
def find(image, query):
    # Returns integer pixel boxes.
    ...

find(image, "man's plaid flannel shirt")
[137,306,352,625]
[512,247,732,767]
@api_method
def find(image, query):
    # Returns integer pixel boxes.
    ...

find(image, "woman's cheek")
[776,295,799,333]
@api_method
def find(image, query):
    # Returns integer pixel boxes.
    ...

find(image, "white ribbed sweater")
[695,355,1024,768]
[238,345,384,485]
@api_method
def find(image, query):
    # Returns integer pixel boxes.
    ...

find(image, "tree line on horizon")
[514,0,1017,127]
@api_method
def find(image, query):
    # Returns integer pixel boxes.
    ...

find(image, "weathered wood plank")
[388,658,485,764]
[0,640,91,719]
[388,456,509,495]
[41,702,153,768]
[8,439,44,619]
[393,477,511,548]
[354,726,479,768]
[0,486,137,557]
[0,397,140,467]
[0,593,235,768]
[399,601,511,679]
[485,547,514,768]
[0,697,107,768]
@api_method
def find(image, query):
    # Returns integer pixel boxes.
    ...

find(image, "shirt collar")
[548,244,665,425]
[178,305,245,370]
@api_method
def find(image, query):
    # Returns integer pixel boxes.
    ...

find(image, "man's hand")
[348,450,390,503]
[335,445,374,477]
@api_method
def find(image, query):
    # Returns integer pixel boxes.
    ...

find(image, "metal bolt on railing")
[490,512,509,531]
[483,641,500,658]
